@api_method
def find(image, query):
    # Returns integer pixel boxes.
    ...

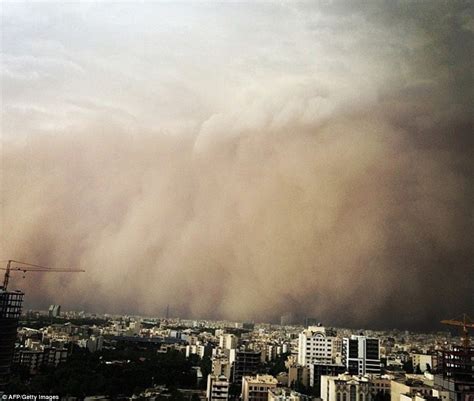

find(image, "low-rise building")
[321,374,372,401]
[242,375,278,401]
[268,388,309,401]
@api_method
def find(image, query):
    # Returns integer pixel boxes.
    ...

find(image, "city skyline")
[1,2,473,331]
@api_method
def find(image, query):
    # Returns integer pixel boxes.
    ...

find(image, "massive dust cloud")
[1,2,473,329]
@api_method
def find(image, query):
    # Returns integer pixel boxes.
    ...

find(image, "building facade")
[321,374,372,401]
[220,334,238,350]
[434,345,474,401]
[207,374,229,401]
[298,326,340,368]
[310,363,347,395]
[48,304,61,318]
[343,336,381,375]
[242,375,278,401]
[230,350,261,384]
[0,289,24,389]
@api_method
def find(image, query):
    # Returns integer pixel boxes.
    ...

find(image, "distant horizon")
[19,302,464,335]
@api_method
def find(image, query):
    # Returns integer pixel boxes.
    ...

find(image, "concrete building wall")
[242,375,278,401]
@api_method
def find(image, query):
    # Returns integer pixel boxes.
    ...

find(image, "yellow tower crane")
[441,314,474,348]
[1,259,85,291]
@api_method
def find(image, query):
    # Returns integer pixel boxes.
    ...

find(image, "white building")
[207,374,229,401]
[411,354,433,373]
[297,326,340,368]
[321,374,372,401]
[186,343,211,359]
[343,336,380,375]
[219,334,238,350]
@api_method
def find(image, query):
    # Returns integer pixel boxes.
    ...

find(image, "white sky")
[2,2,415,140]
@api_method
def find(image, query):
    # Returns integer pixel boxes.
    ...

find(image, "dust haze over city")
[1,2,473,331]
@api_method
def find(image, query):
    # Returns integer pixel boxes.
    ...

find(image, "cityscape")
[1,2,473,401]
[0,288,473,401]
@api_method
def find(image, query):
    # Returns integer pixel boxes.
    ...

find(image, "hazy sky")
[1,1,473,329]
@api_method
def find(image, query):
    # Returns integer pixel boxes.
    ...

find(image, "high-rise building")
[297,326,345,391]
[297,326,341,367]
[220,334,238,350]
[0,289,24,389]
[87,335,104,353]
[212,356,232,379]
[434,345,474,401]
[343,336,381,375]
[207,374,229,401]
[310,364,347,395]
[230,350,261,384]
[241,375,278,401]
[48,304,61,318]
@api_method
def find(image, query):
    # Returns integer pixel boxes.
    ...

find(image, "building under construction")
[435,315,474,401]
[0,289,24,390]
[0,259,83,390]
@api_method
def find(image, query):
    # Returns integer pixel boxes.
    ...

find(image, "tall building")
[242,375,278,401]
[297,326,341,368]
[288,363,309,388]
[343,336,381,375]
[220,334,238,350]
[297,326,344,391]
[310,364,347,395]
[434,345,474,401]
[207,374,229,401]
[48,304,61,318]
[212,356,232,379]
[0,289,24,389]
[230,350,261,384]
[87,335,104,353]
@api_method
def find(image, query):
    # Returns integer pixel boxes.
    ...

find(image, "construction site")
[0,260,84,391]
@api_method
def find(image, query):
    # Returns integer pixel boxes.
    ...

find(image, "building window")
[350,386,356,401]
